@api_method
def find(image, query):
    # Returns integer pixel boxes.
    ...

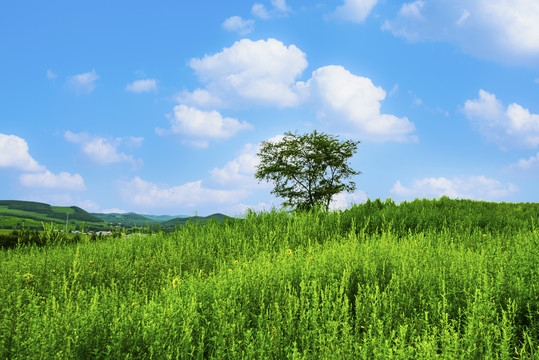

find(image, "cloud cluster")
[209,138,283,188]
[391,175,518,200]
[156,105,253,148]
[64,131,144,168]
[20,170,85,190]
[0,134,45,172]
[383,0,539,64]
[117,177,249,209]
[463,90,539,149]
[66,70,100,93]
[170,38,416,146]
[125,79,157,93]
[300,65,417,142]
[0,133,84,191]
[222,16,255,35]
[186,38,308,108]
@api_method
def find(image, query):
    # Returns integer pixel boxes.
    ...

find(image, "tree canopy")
[255,130,361,212]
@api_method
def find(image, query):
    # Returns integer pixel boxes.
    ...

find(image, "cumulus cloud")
[383,0,539,64]
[222,16,255,35]
[20,170,85,191]
[155,105,253,148]
[299,65,417,142]
[0,134,45,172]
[252,0,291,19]
[177,39,413,144]
[463,90,539,149]
[328,0,379,23]
[390,175,518,200]
[66,70,99,93]
[117,177,249,209]
[125,79,157,93]
[210,134,284,186]
[64,131,143,168]
[184,38,307,108]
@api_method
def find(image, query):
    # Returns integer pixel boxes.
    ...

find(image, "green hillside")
[0,200,105,230]
[143,214,190,221]
[159,213,232,230]
[0,200,231,232]
[91,212,159,227]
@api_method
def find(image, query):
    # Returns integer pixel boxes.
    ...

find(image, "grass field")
[0,198,538,359]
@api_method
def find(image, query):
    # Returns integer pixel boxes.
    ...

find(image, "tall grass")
[1,199,538,359]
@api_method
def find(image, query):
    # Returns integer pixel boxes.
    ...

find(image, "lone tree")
[255,130,361,212]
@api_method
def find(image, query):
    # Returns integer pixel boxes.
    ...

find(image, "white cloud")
[0,134,45,172]
[125,79,157,93]
[390,175,518,200]
[222,16,255,35]
[20,170,85,191]
[252,0,291,19]
[463,90,539,149]
[118,177,249,209]
[210,142,267,188]
[66,70,99,94]
[383,0,539,64]
[328,191,368,210]
[46,69,57,80]
[156,105,253,148]
[64,131,144,168]
[185,38,307,108]
[510,152,539,170]
[300,65,417,142]
[329,0,378,23]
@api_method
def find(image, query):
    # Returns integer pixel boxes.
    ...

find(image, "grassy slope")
[1,198,538,358]
[0,200,106,229]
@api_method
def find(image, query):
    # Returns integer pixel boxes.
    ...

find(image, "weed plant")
[0,198,538,359]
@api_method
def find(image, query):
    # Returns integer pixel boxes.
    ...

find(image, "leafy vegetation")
[0,197,538,358]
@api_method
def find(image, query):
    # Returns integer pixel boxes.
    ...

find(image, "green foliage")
[255,130,361,212]
[0,198,538,358]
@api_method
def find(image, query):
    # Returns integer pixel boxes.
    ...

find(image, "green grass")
[0,200,538,359]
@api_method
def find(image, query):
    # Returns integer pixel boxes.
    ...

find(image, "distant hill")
[0,200,232,232]
[0,200,105,230]
[143,214,190,221]
[91,212,159,227]
[159,213,233,230]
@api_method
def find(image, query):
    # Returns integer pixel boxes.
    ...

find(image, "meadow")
[0,197,538,359]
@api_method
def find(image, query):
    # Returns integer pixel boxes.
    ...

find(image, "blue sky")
[1,0,538,216]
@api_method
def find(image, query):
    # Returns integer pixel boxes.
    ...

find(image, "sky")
[1,0,538,217]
